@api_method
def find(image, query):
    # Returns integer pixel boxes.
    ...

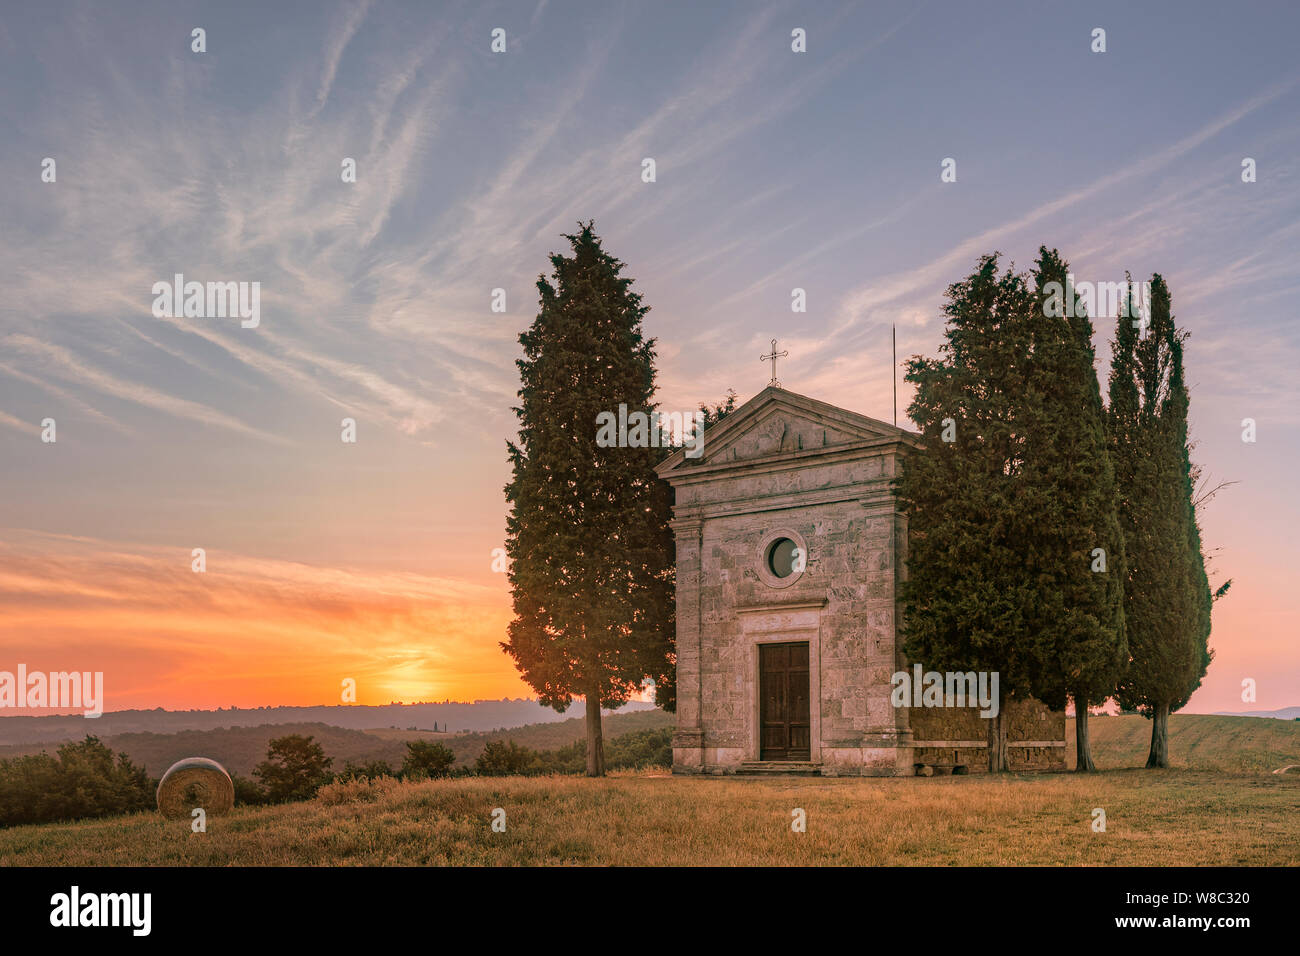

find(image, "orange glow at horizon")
[0,523,1293,717]
[0,530,531,713]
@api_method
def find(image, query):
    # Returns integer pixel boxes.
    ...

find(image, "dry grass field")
[1066,714,1300,773]
[0,714,1294,866]
[0,769,1295,866]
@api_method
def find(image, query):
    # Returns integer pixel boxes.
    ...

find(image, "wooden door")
[759,642,811,760]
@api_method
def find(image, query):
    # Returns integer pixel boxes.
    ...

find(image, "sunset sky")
[1,1,1296,715]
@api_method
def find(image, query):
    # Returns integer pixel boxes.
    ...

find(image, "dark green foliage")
[601,727,672,769]
[401,740,456,780]
[229,773,268,806]
[503,222,676,773]
[642,389,735,712]
[1172,327,1215,714]
[252,734,333,803]
[900,250,1133,771]
[528,727,672,774]
[434,709,672,767]
[475,740,542,776]
[698,388,738,428]
[1110,276,1215,764]
[337,759,397,782]
[0,735,153,827]
[473,728,673,776]
[1026,250,1127,768]
[898,254,1051,769]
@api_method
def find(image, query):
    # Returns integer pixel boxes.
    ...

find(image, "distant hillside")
[1067,713,1300,773]
[0,699,656,747]
[0,710,675,777]
[10,711,1284,778]
[427,708,674,766]
[1211,706,1300,721]
[0,722,405,778]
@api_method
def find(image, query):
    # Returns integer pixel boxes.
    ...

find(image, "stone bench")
[914,762,969,777]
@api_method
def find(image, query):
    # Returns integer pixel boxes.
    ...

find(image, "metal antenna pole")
[892,324,897,427]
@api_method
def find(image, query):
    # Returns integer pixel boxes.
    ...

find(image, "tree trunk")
[584,680,605,777]
[987,686,1009,772]
[1074,701,1096,772]
[1145,701,1170,768]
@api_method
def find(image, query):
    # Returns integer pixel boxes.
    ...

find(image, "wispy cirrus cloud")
[831,74,1300,335]
[4,334,289,443]
[1,1,1297,716]
[0,410,36,435]
[742,75,1300,412]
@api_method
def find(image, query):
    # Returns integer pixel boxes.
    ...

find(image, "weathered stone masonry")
[656,386,1065,776]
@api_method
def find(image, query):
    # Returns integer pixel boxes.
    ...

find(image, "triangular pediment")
[656,386,918,477]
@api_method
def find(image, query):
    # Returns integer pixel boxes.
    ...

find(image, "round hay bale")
[157,757,234,819]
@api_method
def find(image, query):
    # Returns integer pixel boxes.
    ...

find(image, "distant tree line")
[473,727,671,776]
[0,727,672,826]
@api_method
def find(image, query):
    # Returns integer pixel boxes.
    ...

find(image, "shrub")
[606,728,672,770]
[253,734,333,803]
[402,741,456,780]
[230,773,268,806]
[469,729,672,778]
[0,736,153,827]
[337,760,397,782]
[475,740,542,776]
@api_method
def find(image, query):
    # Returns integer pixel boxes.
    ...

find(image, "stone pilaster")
[670,515,705,771]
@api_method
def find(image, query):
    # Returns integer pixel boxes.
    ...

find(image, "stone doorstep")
[736,760,823,776]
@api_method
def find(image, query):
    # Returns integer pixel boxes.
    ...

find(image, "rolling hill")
[3,711,1289,779]
[0,699,657,747]
[0,709,675,777]
[1066,713,1299,773]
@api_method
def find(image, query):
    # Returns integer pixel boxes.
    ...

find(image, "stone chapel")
[655,385,1066,776]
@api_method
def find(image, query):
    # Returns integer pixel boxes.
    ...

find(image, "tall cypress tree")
[503,223,675,777]
[1026,249,1127,772]
[1109,274,1212,767]
[1170,328,1216,741]
[900,254,1053,772]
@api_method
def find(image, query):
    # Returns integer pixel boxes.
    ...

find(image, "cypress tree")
[1025,249,1127,771]
[900,254,1051,772]
[503,223,675,777]
[1165,307,1215,748]
[1110,274,1212,767]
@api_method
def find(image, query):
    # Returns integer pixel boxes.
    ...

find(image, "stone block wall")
[672,445,915,775]
[662,389,1067,778]
[910,696,1067,773]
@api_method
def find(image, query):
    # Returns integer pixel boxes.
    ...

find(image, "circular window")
[757,529,807,589]
[766,538,800,578]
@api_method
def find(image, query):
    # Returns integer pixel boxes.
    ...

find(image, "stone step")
[736,761,822,776]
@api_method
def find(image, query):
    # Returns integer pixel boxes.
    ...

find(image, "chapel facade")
[655,386,1066,776]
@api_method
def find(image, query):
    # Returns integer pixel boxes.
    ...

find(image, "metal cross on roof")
[760,338,788,387]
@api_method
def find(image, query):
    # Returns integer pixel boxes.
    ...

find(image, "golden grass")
[1066,714,1300,773]
[2,713,1294,866]
[1,768,1295,866]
